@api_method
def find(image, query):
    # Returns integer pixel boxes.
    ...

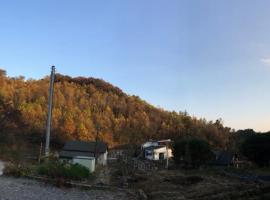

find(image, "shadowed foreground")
[0,176,136,200]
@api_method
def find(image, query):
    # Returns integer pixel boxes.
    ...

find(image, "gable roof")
[63,141,107,153]
[144,145,166,151]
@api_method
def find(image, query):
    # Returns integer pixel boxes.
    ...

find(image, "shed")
[59,141,108,166]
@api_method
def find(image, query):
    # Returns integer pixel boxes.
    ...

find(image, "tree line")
[0,69,233,148]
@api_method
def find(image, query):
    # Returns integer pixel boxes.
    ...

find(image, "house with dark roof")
[211,150,233,166]
[59,141,108,166]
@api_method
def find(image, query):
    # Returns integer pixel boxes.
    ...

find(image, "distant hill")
[0,69,231,148]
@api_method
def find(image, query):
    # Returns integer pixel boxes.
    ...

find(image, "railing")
[108,149,168,172]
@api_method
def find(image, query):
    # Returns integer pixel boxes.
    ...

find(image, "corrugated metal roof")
[59,150,95,159]
[63,141,107,153]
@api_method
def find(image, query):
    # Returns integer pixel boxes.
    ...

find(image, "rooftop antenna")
[45,66,55,157]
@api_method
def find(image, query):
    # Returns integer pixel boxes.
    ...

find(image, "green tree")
[240,133,270,167]
[173,138,212,168]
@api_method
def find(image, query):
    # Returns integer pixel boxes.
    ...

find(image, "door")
[159,153,165,160]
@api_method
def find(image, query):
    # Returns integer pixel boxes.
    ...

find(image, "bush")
[68,164,90,180]
[240,134,270,167]
[173,138,212,168]
[3,163,31,177]
[37,161,90,180]
[173,139,188,164]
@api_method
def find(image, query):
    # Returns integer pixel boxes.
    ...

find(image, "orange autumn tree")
[0,69,232,148]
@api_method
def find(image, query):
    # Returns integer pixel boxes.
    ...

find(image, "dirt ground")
[2,158,270,200]
[130,169,270,200]
[108,159,270,200]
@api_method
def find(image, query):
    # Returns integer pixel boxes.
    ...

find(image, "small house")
[211,150,233,166]
[59,141,108,168]
[142,139,173,161]
[144,145,173,160]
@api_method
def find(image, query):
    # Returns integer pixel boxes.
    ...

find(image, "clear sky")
[1,0,270,132]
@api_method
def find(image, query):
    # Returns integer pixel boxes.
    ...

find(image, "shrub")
[240,134,270,167]
[3,163,31,177]
[173,138,212,168]
[36,161,90,180]
[68,164,90,180]
[173,139,188,164]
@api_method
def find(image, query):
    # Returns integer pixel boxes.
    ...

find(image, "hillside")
[0,69,231,148]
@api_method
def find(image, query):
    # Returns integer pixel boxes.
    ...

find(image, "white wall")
[73,156,95,172]
[145,147,173,161]
[0,161,4,176]
[97,150,108,166]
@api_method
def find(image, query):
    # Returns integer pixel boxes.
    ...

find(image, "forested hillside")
[0,69,232,148]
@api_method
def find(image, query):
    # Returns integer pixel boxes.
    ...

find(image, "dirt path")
[94,166,111,185]
[0,176,137,200]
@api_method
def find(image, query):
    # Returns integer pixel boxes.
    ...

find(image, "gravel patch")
[0,176,137,200]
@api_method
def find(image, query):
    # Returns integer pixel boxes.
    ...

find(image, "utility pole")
[158,139,171,169]
[94,124,100,166]
[166,141,169,169]
[45,66,55,157]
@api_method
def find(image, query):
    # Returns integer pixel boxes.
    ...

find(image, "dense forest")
[0,69,233,149]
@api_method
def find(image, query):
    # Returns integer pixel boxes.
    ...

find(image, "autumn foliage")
[0,69,232,148]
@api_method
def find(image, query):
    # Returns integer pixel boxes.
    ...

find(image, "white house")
[144,145,173,160]
[142,139,173,161]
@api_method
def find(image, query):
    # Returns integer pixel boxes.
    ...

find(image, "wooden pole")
[38,142,43,164]
[166,142,169,169]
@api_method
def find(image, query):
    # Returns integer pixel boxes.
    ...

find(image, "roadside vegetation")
[37,161,91,180]
[3,160,92,182]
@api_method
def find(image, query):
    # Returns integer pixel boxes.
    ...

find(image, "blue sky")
[1,0,270,131]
